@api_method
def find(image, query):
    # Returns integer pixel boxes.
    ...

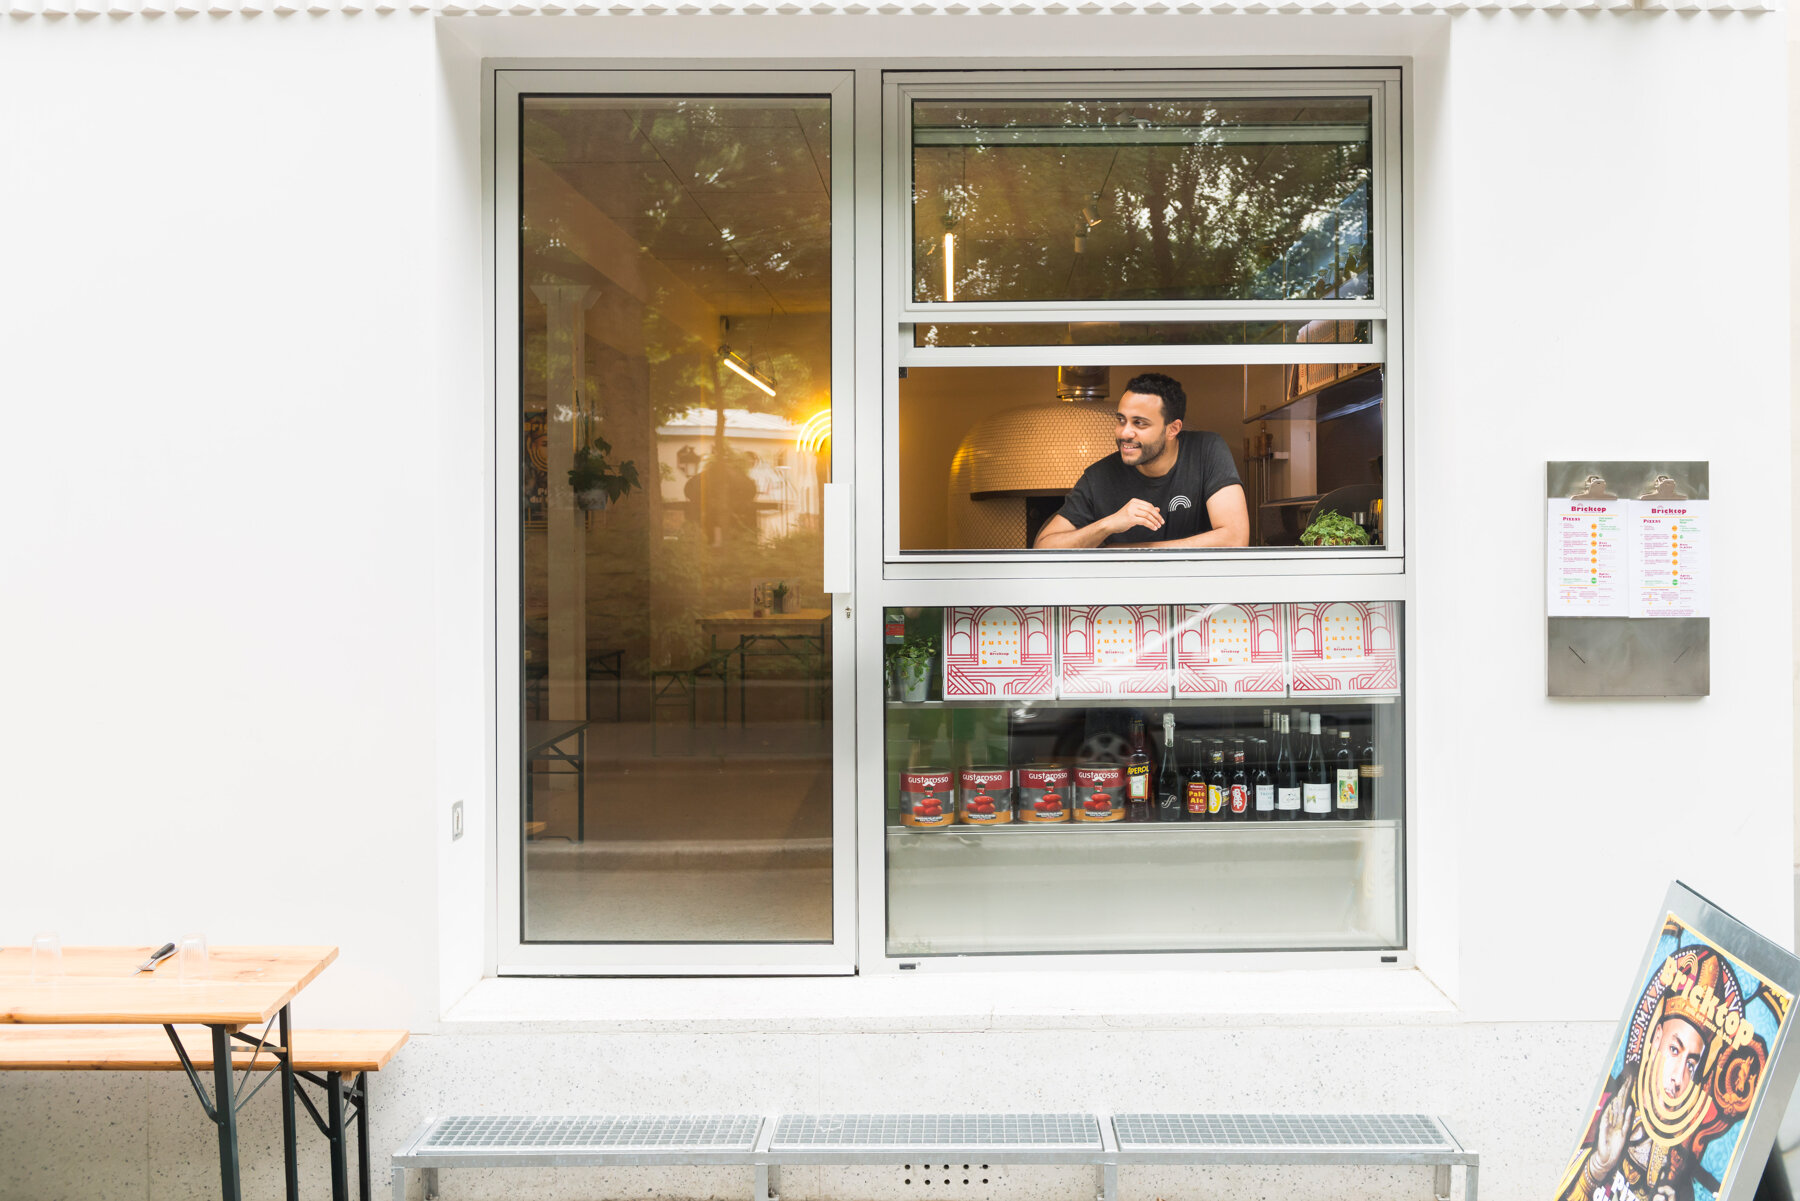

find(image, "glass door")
[496,70,856,973]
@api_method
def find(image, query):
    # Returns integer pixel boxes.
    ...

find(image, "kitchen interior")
[898,352,1385,551]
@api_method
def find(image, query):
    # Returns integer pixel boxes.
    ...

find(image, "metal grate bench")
[389,1110,1476,1201]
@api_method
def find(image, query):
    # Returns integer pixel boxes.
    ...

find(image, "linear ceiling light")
[718,345,777,397]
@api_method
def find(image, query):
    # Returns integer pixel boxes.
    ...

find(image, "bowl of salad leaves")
[1300,510,1371,546]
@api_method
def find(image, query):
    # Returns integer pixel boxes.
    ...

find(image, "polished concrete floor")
[522,685,834,942]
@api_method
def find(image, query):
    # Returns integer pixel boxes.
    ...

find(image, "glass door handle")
[823,480,852,596]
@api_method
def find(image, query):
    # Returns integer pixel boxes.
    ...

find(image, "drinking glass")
[176,933,209,981]
[29,931,62,981]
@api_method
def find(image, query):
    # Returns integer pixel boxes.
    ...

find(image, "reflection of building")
[655,408,823,540]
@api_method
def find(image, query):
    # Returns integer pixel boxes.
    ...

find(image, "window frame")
[880,68,1405,572]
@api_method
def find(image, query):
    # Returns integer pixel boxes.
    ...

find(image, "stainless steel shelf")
[887,818,1397,837]
[886,696,1396,711]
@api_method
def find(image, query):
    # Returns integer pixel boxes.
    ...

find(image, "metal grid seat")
[1114,1112,1453,1152]
[772,1113,1102,1151]
[416,1114,762,1155]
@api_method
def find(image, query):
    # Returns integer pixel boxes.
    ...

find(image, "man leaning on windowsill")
[1033,372,1252,550]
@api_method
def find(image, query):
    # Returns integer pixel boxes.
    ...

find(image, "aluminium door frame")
[493,68,858,974]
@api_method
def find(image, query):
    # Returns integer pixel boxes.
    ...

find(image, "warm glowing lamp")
[717,345,777,397]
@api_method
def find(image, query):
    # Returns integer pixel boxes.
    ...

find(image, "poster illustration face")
[1558,914,1792,1201]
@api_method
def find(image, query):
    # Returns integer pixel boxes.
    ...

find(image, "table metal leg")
[358,1071,373,1201]
[280,1005,300,1201]
[391,1166,408,1201]
[328,1071,351,1201]
[210,1024,244,1201]
[576,724,586,843]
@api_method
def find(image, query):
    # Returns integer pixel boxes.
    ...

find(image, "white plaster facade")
[0,10,1791,1201]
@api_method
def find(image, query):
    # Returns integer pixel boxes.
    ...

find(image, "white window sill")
[438,968,1458,1033]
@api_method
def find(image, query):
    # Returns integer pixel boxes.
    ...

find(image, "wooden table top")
[699,608,831,631]
[0,946,338,1028]
[0,1025,407,1072]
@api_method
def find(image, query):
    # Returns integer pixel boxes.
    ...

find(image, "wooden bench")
[0,1025,408,1201]
[389,1110,1477,1201]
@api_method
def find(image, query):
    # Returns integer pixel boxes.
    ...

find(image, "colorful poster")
[1057,605,1171,697]
[1171,603,1288,697]
[1629,499,1710,619]
[942,606,1055,698]
[1549,498,1629,617]
[1557,908,1793,1201]
[1286,602,1401,696]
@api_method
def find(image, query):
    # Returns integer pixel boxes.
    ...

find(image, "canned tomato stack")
[1073,762,1125,822]
[899,769,954,828]
[957,766,1014,825]
[1016,764,1070,823]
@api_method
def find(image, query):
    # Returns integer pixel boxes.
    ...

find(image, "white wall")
[0,13,447,1029]
[0,11,1790,1201]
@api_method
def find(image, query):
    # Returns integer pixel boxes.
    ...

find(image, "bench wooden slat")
[0,1025,408,1072]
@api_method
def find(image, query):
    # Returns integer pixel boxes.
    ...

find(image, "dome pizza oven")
[947,366,1118,549]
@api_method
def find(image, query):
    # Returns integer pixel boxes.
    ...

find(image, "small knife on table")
[135,942,177,974]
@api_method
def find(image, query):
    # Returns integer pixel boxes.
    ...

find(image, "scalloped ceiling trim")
[5,0,1777,15]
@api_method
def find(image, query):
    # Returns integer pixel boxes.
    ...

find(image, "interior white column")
[532,284,597,723]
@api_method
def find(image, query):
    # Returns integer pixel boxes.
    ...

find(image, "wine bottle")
[1358,722,1381,817]
[1125,715,1153,823]
[1155,713,1183,822]
[1302,713,1330,818]
[1275,714,1300,820]
[1184,737,1210,821]
[1228,739,1248,820]
[1252,736,1274,821]
[1334,729,1360,821]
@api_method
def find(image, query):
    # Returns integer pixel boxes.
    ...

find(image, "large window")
[865,69,1407,968]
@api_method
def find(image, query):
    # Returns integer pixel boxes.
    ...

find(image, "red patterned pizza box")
[1056,605,1171,697]
[1171,604,1289,698]
[943,606,1055,699]
[1285,601,1401,697]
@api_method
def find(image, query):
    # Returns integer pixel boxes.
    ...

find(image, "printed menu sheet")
[1547,498,1629,617]
[1628,499,1709,618]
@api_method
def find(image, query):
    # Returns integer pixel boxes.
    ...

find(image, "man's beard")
[1120,433,1166,462]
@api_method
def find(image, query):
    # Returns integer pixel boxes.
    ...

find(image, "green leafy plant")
[1300,509,1371,547]
[771,581,790,608]
[888,635,936,683]
[568,435,641,509]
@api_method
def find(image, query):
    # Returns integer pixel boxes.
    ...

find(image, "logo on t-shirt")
[1168,495,1192,511]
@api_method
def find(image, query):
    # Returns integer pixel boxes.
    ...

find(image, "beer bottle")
[1207,741,1226,818]
[1228,740,1249,820]
[1184,737,1210,820]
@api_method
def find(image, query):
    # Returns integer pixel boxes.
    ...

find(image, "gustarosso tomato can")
[1017,764,1071,823]
[957,766,1014,825]
[900,769,955,828]
[1074,762,1125,822]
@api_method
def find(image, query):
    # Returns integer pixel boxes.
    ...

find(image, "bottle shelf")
[885,695,1396,711]
[887,817,1396,838]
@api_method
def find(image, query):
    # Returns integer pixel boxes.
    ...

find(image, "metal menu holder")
[1546,460,1709,697]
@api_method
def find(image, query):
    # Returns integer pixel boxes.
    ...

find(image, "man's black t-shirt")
[1055,431,1243,546]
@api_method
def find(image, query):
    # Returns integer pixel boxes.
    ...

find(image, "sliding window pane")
[912,97,1373,305]
[519,95,834,942]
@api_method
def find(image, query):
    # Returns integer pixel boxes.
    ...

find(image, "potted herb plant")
[1299,510,1371,547]
[771,581,791,615]
[888,635,936,703]
[567,434,641,511]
